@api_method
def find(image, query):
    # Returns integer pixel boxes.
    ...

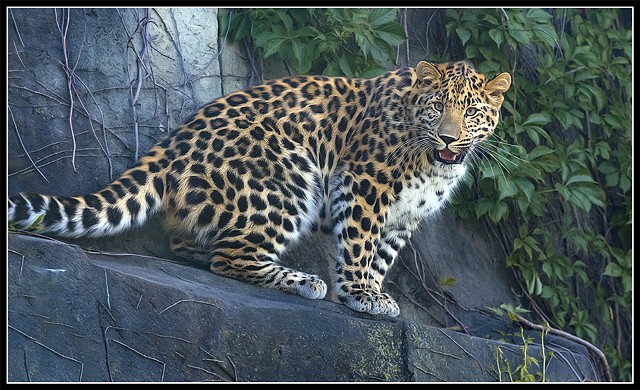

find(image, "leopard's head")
[409,61,511,166]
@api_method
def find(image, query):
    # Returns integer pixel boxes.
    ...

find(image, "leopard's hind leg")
[169,234,327,299]
[209,249,327,299]
[170,236,211,262]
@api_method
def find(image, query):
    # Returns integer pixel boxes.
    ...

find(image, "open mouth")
[435,148,462,164]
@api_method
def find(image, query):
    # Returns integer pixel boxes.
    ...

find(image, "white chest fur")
[385,165,466,230]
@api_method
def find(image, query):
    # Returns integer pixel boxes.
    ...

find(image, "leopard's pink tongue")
[438,149,459,161]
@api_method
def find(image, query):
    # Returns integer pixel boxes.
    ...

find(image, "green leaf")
[374,24,407,47]
[506,19,532,45]
[439,276,458,288]
[261,37,287,59]
[31,213,45,231]
[291,40,315,74]
[322,61,342,77]
[542,262,553,278]
[527,145,555,160]
[369,37,393,64]
[482,14,499,25]
[488,202,509,223]
[522,112,553,126]
[456,26,472,45]
[464,45,480,60]
[338,55,354,77]
[603,262,623,278]
[354,30,370,59]
[296,26,320,38]
[359,65,389,79]
[276,11,293,30]
[488,28,504,48]
[368,8,398,28]
[527,273,543,296]
[526,8,553,22]
[474,198,491,219]
[497,176,517,200]
[576,185,607,208]
[540,285,555,299]
[532,22,559,49]
[514,177,535,202]
[485,306,504,317]
[478,46,495,61]
[565,174,596,186]
[562,183,606,212]
[222,11,252,43]
[219,12,231,38]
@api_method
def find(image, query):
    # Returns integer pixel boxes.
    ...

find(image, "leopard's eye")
[434,102,444,111]
[466,107,477,116]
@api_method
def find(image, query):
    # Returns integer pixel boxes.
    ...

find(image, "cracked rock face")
[8,233,596,382]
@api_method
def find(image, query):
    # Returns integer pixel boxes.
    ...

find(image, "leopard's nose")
[439,134,458,146]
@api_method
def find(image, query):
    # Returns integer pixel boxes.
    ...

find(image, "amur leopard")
[9,61,511,317]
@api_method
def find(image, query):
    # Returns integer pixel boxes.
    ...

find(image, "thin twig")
[12,39,26,69]
[104,269,111,311]
[131,11,151,161]
[10,9,25,47]
[9,84,67,105]
[512,313,611,382]
[110,338,166,382]
[72,73,114,179]
[437,328,484,373]
[158,266,200,283]
[56,8,79,172]
[158,299,221,315]
[199,348,224,363]
[9,149,109,178]
[396,242,470,332]
[387,281,444,326]
[23,349,31,382]
[413,362,447,381]
[545,343,586,381]
[8,105,49,183]
[98,299,117,324]
[117,8,150,161]
[403,8,410,66]
[9,324,84,381]
[186,364,228,381]
[424,9,439,57]
[500,8,509,21]
[227,355,238,381]
[197,348,236,381]
[427,348,463,360]
[150,9,201,118]
[131,15,169,127]
[106,325,196,345]
[86,248,186,265]
[242,38,261,86]
[8,249,25,276]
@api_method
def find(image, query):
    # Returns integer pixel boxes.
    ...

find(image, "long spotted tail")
[8,149,167,238]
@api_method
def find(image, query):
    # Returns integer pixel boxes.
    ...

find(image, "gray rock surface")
[7,7,601,382]
[8,233,597,382]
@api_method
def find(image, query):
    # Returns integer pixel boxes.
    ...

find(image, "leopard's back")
[8,75,367,240]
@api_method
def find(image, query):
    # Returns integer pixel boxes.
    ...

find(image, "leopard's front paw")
[295,275,328,300]
[338,288,400,317]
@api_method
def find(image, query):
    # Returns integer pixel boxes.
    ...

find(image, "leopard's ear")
[484,72,511,106]
[415,61,441,87]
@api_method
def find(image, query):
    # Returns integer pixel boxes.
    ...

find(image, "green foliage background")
[221,8,632,381]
